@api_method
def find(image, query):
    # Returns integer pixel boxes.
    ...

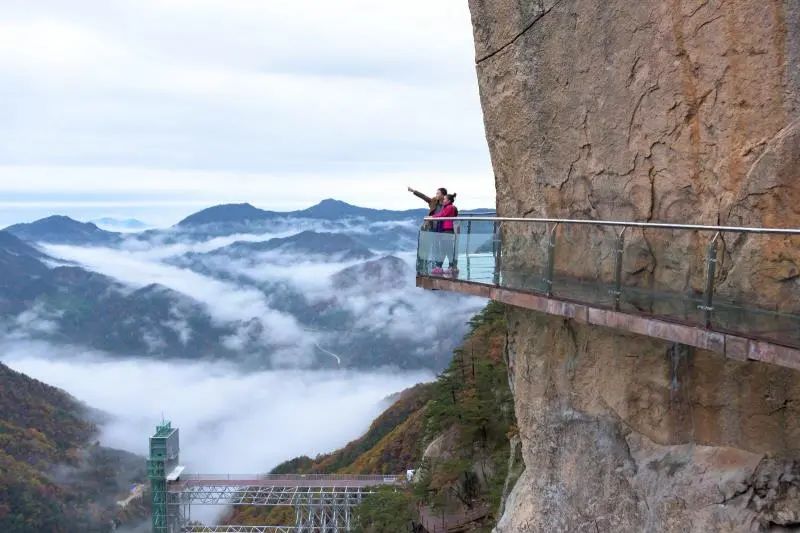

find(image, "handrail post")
[416,227,424,275]
[544,223,559,297]
[497,220,503,285]
[465,219,472,280]
[492,220,500,285]
[698,232,720,328]
[452,220,459,272]
[611,227,627,310]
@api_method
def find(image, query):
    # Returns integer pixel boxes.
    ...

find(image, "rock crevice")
[474,0,565,64]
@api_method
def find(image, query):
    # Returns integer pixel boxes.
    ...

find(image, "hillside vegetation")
[0,362,146,532]
[230,302,519,531]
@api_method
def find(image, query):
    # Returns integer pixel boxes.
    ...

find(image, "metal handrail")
[417,214,800,350]
[422,216,800,235]
[456,211,497,217]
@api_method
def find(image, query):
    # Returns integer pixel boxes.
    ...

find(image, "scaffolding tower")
[148,421,182,533]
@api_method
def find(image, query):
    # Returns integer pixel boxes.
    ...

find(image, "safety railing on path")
[416,216,800,360]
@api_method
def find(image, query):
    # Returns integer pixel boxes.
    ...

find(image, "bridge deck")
[181,525,324,533]
[169,474,401,491]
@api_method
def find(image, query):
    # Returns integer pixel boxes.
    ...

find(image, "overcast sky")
[0,0,494,227]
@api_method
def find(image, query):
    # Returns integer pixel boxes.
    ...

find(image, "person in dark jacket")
[408,186,446,229]
[408,186,447,273]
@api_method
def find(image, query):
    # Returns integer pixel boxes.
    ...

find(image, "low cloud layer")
[41,242,312,350]
[27,219,484,369]
[1,341,431,474]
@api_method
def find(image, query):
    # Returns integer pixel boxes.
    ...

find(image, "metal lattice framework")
[174,484,370,507]
[168,475,402,533]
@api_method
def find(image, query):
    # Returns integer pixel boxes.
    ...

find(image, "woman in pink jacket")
[430,193,459,275]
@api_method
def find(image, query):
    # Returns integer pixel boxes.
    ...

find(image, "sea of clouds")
[32,218,483,367]
[1,341,431,474]
[2,217,481,480]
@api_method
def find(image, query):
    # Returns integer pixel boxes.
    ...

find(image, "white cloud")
[164,306,192,346]
[27,221,485,369]
[341,283,484,342]
[8,303,61,338]
[40,243,311,349]
[0,19,126,72]
[0,341,432,474]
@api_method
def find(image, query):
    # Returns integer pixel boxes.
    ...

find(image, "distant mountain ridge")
[90,217,149,231]
[2,200,494,246]
[177,198,494,227]
[211,230,375,261]
[0,230,237,358]
[332,256,410,290]
[0,198,489,370]
[177,203,281,226]
[4,215,119,245]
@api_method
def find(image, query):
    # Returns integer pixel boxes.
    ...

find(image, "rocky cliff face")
[467,1,800,531]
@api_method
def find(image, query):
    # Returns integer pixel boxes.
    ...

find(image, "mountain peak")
[27,214,95,227]
[331,255,411,289]
[295,198,373,219]
[177,203,276,226]
[90,217,149,231]
[5,216,117,244]
[221,230,375,261]
[317,198,352,207]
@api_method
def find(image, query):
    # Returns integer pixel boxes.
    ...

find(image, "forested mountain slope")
[0,362,146,532]
[229,302,519,532]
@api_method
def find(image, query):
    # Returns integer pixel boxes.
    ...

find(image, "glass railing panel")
[498,224,549,294]
[549,223,618,307]
[709,233,800,347]
[416,228,434,275]
[418,219,800,350]
[712,302,800,348]
[453,220,498,283]
[614,227,707,328]
[417,227,494,280]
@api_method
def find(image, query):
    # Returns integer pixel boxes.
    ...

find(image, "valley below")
[0,199,487,531]
[1,347,433,475]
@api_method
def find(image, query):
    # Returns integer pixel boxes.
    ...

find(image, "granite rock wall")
[467,1,800,530]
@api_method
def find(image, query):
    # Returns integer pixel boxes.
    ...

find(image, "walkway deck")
[418,275,800,371]
[416,216,800,372]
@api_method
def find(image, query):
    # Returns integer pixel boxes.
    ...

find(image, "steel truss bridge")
[167,474,402,533]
